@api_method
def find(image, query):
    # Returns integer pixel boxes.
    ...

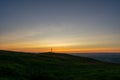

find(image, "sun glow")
[0,0,120,53]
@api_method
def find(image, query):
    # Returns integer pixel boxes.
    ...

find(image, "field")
[0,50,120,80]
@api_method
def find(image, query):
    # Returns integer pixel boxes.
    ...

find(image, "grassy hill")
[0,50,120,80]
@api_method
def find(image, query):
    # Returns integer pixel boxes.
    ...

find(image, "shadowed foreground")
[0,50,120,80]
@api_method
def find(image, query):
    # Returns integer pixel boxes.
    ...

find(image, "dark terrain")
[71,53,120,63]
[0,50,120,80]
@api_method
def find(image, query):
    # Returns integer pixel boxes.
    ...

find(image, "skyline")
[0,0,120,53]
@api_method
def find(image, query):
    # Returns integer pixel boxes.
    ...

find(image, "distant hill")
[71,53,120,63]
[0,50,120,80]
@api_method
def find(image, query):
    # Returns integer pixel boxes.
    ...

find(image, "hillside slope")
[0,50,120,80]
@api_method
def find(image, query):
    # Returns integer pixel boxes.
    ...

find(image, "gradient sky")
[0,0,120,53]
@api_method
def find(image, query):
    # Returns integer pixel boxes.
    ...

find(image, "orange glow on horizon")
[1,47,120,53]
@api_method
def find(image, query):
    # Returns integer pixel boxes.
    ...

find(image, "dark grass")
[0,50,120,80]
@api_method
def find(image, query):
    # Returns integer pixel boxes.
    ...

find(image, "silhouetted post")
[50,48,53,53]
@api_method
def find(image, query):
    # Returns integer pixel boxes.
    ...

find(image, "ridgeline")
[0,50,120,80]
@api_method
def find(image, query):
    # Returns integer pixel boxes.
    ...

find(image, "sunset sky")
[0,0,120,53]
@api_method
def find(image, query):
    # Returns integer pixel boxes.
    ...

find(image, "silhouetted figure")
[47,48,54,54]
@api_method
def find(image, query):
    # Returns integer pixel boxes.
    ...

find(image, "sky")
[0,0,120,53]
